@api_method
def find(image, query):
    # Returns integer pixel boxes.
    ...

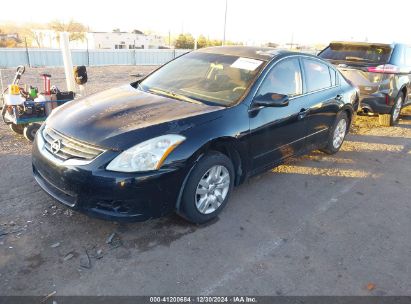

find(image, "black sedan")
[32,46,358,224]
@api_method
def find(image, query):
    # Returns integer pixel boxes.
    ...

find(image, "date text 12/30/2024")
[150,296,257,303]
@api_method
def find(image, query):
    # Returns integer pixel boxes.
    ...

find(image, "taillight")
[367,64,399,74]
[385,94,390,105]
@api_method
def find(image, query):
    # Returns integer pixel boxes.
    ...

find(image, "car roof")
[328,41,397,48]
[196,46,298,61]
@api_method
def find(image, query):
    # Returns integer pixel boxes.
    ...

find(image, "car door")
[300,58,341,149]
[249,57,311,171]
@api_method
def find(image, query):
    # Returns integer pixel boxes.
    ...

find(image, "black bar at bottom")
[0,296,410,304]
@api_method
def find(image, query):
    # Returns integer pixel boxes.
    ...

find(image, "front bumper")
[32,130,189,222]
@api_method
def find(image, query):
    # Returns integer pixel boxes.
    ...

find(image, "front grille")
[42,126,105,161]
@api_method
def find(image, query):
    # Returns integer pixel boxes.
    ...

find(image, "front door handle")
[298,108,310,120]
[298,108,309,120]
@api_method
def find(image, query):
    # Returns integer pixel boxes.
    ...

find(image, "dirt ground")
[0,66,411,297]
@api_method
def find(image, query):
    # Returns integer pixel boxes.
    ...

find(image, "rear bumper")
[32,131,189,222]
[359,93,392,114]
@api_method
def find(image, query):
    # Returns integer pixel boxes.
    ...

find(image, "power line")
[222,0,228,46]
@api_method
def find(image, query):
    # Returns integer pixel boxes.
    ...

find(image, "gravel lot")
[0,66,411,296]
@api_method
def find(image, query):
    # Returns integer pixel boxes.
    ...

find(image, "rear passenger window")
[302,59,332,92]
[329,68,336,86]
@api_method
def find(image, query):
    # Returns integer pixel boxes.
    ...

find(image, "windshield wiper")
[148,87,202,105]
[345,56,374,62]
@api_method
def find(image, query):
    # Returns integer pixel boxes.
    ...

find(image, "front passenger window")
[257,58,302,97]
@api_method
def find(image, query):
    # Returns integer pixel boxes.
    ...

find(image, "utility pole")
[222,0,228,46]
[60,32,76,92]
[24,37,31,67]
[86,37,90,66]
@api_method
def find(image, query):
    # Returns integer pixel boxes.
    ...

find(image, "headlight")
[106,134,186,172]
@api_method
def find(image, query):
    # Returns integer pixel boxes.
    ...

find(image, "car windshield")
[320,43,392,64]
[137,51,265,106]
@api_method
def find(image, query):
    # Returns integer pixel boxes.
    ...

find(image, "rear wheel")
[390,93,403,126]
[379,93,404,127]
[320,112,348,155]
[178,151,234,224]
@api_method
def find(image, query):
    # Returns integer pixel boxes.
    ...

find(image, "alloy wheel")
[392,96,403,122]
[195,165,230,214]
[332,118,347,149]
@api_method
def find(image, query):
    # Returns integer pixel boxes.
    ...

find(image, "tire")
[23,123,40,141]
[378,114,391,127]
[320,111,349,155]
[178,151,235,224]
[385,93,404,126]
[9,123,25,135]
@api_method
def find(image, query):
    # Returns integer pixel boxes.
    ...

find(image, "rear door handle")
[298,108,309,120]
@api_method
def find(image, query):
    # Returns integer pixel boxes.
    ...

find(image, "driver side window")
[257,58,302,97]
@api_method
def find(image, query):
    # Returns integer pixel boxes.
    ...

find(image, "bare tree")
[49,19,87,42]
[29,30,43,47]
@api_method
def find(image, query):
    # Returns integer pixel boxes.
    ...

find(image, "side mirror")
[254,93,289,108]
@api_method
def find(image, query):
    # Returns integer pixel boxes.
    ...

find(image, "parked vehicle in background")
[32,46,358,224]
[319,41,411,126]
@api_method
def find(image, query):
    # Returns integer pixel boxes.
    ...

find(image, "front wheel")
[320,112,349,155]
[23,123,40,141]
[9,123,25,135]
[178,151,234,224]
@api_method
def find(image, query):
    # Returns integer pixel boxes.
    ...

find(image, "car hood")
[47,85,223,149]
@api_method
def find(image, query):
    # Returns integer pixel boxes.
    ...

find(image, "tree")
[31,31,43,48]
[197,35,207,49]
[173,33,243,49]
[132,29,143,35]
[49,19,87,42]
[112,28,121,33]
[174,33,194,49]
[5,39,18,48]
[0,22,47,47]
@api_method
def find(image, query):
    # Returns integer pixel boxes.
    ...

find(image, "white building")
[31,30,165,49]
[88,32,164,49]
